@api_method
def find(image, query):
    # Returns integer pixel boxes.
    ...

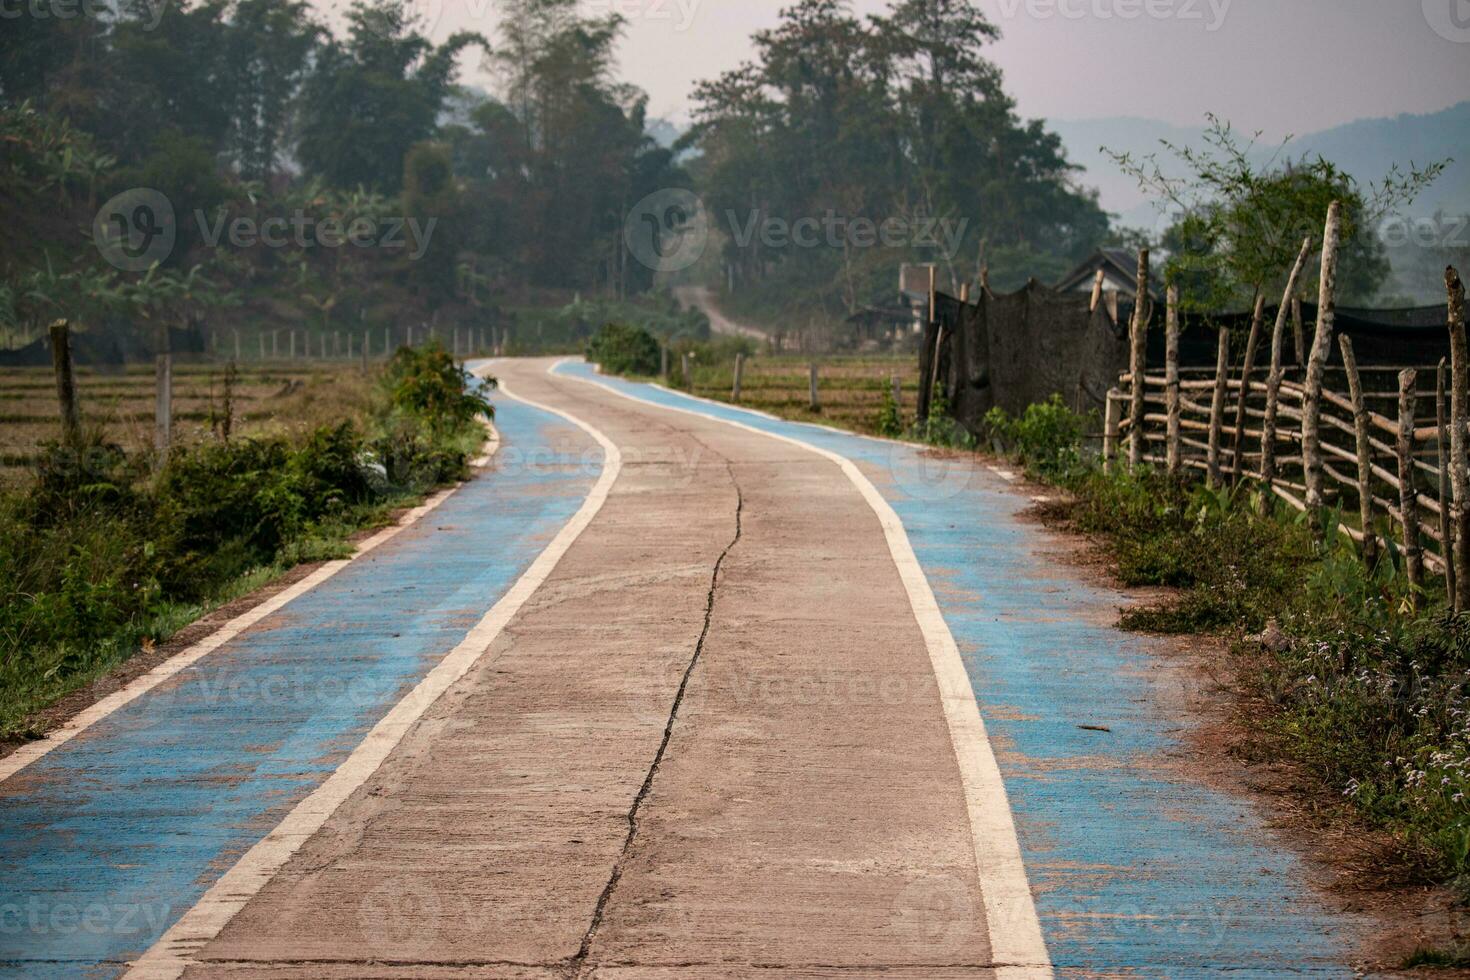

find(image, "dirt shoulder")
[1007,467,1470,977]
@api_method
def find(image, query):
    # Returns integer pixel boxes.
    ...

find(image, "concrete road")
[141,358,1034,977]
[0,358,1366,979]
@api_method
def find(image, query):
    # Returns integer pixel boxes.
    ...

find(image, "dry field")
[0,361,377,486]
[683,354,922,436]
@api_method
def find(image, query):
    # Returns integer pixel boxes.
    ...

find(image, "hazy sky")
[331,0,1470,134]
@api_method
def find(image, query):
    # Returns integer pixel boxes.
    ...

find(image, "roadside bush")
[587,322,662,376]
[0,343,493,737]
[983,396,1090,481]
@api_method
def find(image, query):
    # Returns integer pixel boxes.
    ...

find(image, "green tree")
[296,0,483,192]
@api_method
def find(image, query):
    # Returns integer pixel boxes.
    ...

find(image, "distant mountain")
[1052,102,1470,231]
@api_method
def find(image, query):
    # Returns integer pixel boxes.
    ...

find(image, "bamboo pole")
[1303,200,1343,535]
[1207,328,1230,488]
[1165,283,1181,477]
[732,352,745,402]
[1128,248,1150,469]
[1104,388,1122,475]
[49,319,81,448]
[1089,269,1105,313]
[1231,290,1267,483]
[1450,266,1470,611]
[1260,237,1315,501]
[1439,360,1456,605]
[1338,335,1378,566]
[1398,369,1424,606]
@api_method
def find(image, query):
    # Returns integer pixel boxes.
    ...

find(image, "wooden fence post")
[1449,266,1470,612]
[681,352,691,389]
[891,375,902,420]
[362,331,370,373]
[289,330,296,359]
[1339,335,1378,566]
[49,319,81,448]
[1103,388,1121,475]
[660,345,669,379]
[1165,283,1181,476]
[732,353,745,402]
[1207,328,1230,488]
[1439,360,1457,605]
[809,362,820,412]
[385,326,391,356]
[155,324,173,455]
[1231,290,1267,483]
[1260,236,1315,502]
[258,333,266,361]
[1302,200,1343,535]
[1398,369,1424,606]
[1128,248,1150,469]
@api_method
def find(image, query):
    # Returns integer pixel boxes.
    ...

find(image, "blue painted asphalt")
[0,384,599,976]
[553,360,1361,978]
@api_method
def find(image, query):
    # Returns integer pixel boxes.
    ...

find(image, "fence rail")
[1102,222,1467,612]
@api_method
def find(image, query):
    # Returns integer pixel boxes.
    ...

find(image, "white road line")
[124,372,621,979]
[0,417,500,787]
[556,360,1053,978]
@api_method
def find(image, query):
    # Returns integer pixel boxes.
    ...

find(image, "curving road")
[0,358,1367,978]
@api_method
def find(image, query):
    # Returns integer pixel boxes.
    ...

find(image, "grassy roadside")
[0,345,491,740]
[982,398,1470,935]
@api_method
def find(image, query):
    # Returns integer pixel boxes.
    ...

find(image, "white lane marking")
[0,418,499,787]
[125,371,621,979]
[556,360,1053,978]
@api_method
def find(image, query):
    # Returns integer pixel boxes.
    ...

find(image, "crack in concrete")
[568,460,744,980]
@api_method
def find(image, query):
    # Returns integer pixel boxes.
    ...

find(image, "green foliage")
[587,322,661,376]
[874,387,903,438]
[0,353,491,737]
[381,342,493,434]
[983,396,1089,481]
[1108,114,1444,308]
[908,386,975,449]
[995,389,1470,889]
[687,0,1107,325]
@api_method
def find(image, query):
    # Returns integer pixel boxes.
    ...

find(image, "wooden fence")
[1102,208,1468,611]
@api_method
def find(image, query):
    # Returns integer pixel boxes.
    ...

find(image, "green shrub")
[983,395,1090,481]
[0,343,493,737]
[587,322,662,376]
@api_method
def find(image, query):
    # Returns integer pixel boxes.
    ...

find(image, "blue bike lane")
[553,359,1365,978]
[0,383,600,977]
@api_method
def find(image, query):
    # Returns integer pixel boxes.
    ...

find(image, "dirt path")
[673,286,766,340]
